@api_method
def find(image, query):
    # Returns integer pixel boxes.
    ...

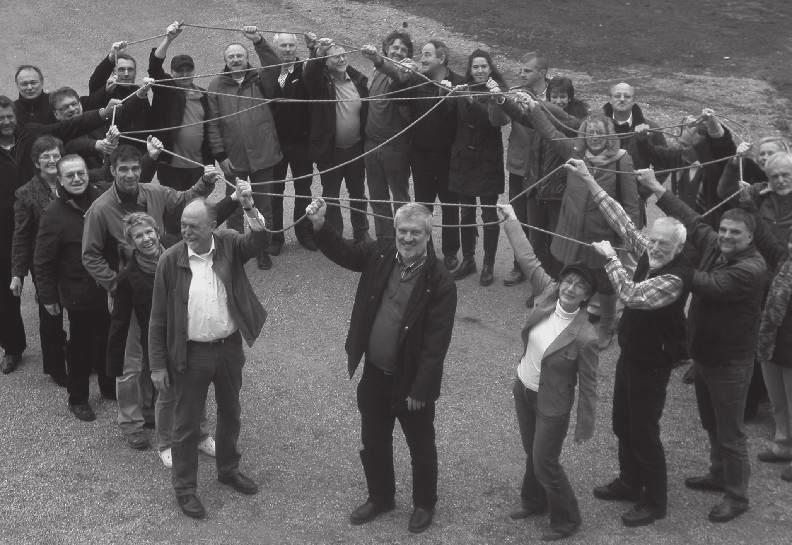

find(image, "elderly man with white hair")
[565,158,694,528]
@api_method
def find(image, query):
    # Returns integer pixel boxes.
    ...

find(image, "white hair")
[653,216,687,247]
[765,151,792,172]
[273,33,298,45]
[394,202,433,234]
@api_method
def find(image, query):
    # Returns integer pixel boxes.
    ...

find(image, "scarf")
[134,245,164,276]
[584,147,626,167]
[757,256,792,363]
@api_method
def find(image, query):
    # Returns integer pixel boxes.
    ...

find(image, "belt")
[188,330,239,345]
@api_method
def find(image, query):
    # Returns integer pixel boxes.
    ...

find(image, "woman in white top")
[498,203,599,541]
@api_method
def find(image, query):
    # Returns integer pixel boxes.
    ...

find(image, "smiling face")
[470,56,491,84]
[386,38,409,61]
[585,120,609,154]
[558,272,591,312]
[129,223,160,257]
[325,45,348,74]
[181,200,215,254]
[224,44,249,72]
[0,105,17,137]
[717,218,752,257]
[758,141,786,169]
[420,43,444,77]
[111,159,142,194]
[57,157,89,196]
[52,94,83,121]
[647,221,683,269]
[549,90,569,108]
[36,147,61,177]
[16,68,43,100]
[395,216,430,264]
[767,157,792,196]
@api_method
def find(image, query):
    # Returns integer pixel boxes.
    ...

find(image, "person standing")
[308,199,457,534]
[148,184,269,519]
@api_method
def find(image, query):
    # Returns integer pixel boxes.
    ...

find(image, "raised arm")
[89,41,126,93]
[307,199,377,272]
[498,204,555,295]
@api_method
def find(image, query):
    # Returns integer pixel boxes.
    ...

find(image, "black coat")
[33,185,108,312]
[314,225,457,405]
[270,60,311,151]
[87,56,151,143]
[303,54,369,164]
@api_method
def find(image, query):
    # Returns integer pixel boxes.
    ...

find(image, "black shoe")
[268,241,283,256]
[541,525,579,541]
[69,403,96,422]
[354,232,374,245]
[408,506,434,534]
[621,503,665,527]
[177,494,207,519]
[685,474,723,492]
[257,253,273,270]
[503,266,526,286]
[509,504,545,520]
[452,257,476,281]
[593,478,641,501]
[101,387,117,401]
[757,448,792,463]
[298,235,318,251]
[218,471,259,495]
[682,363,696,384]
[444,255,459,271]
[479,263,494,286]
[1,353,21,374]
[708,500,748,523]
[349,500,395,525]
[125,431,150,451]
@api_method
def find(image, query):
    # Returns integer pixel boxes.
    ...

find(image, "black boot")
[452,257,476,280]
[479,263,494,286]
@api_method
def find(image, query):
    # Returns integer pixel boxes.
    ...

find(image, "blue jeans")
[694,361,753,506]
[513,379,580,534]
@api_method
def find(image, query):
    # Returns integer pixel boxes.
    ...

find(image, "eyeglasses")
[39,153,61,162]
[55,101,80,112]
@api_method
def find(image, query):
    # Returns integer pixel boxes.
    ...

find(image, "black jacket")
[33,184,108,312]
[303,53,369,164]
[146,49,212,165]
[398,68,465,153]
[270,60,311,151]
[87,56,150,141]
[314,225,457,405]
[14,93,55,126]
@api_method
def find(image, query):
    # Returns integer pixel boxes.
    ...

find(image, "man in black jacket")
[0,95,111,373]
[308,199,457,534]
[639,168,767,523]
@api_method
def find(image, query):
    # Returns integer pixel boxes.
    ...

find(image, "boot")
[452,257,476,280]
[479,263,494,286]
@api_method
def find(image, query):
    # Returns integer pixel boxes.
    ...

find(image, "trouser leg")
[0,257,26,356]
[458,195,477,258]
[341,144,370,239]
[513,379,547,510]
[318,157,344,237]
[480,195,499,266]
[37,299,66,378]
[612,355,640,488]
[364,142,393,242]
[270,158,288,245]
[117,313,146,434]
[398,399,437,509]
[66,309,94,405]
[213,335,244,477]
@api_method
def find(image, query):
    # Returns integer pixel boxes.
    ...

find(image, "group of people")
[1,19,792,540]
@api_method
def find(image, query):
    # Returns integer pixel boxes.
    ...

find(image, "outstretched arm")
[497,204,555,295]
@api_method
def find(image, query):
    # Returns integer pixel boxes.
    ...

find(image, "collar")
[554,300,579,320]
[187,235,216,261]
[111,182,143,205]
[280,64,295,74]
[395,250,427,279]
[612,110,632,127]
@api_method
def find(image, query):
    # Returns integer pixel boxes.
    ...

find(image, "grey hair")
[394,202,433,234]
[653,216,687,248]
[765,151,792,172]
[273,33,298,44]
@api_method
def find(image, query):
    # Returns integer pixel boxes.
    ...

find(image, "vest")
[617,251,693,367]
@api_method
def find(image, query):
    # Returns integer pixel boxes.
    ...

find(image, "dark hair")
[15,65,43,82]
[49,86,80,109]
[56,153,87,176]
[30,135,64,164]
[114,53,136,68]
[382,29,413,58]
[720,208,756,234]
[425,39,450,65]
[546,77,576,102]
[110,144,142,167]
[0,95,15,109]
[464,49,506,87]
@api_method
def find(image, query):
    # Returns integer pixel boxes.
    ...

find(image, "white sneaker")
[197,436,216,457]
[159,448,173,469]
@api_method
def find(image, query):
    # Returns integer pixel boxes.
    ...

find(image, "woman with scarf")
[515,92,640,349]
[33,154,115,421]
[106,211,215,468]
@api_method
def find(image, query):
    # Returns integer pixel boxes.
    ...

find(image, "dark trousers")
[0,257,26,356]
[317,143,370,239]
[526,192,562,279]
[271,147,314,245]
[357,363,438,509]
[37,300,67,379]
[156,164,205,235]
[172,331,244,497]
[67,308,113,404]
[694,361,753,507]
[458,194,499,265]
[513,379,580,534]
[364,139,411,242]
[225,168,274,243]
[612,355,671,511]
[412,148,459,258]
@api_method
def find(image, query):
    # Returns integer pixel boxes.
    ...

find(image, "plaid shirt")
[593,189,684,310]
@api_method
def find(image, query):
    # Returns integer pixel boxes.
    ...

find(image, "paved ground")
[1,1,791,544]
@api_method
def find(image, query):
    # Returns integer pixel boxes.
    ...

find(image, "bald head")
[609,82,635,116]
[273,33,299,63]
[181,199,216,253]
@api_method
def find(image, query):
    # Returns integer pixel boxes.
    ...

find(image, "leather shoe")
[268,241,283,256]
[1,353,21,374]
[125,431,150,450]
[621,503,665,527]
[444,255,459,271]
[541,524,578,541]
[452,257,476,281]
[593,478,641,501]
[349,500,395,525]
[218,472,259,495]
[479,263,494,286]
[408,506,434,534]
[69,403,96,422]
[257,253,272,270]
[685,474,723,492]
[177,494,206,519]
[708,500,748,523]
[503,266,526,286]
[509,504,545,519]
[757,448,792,463]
